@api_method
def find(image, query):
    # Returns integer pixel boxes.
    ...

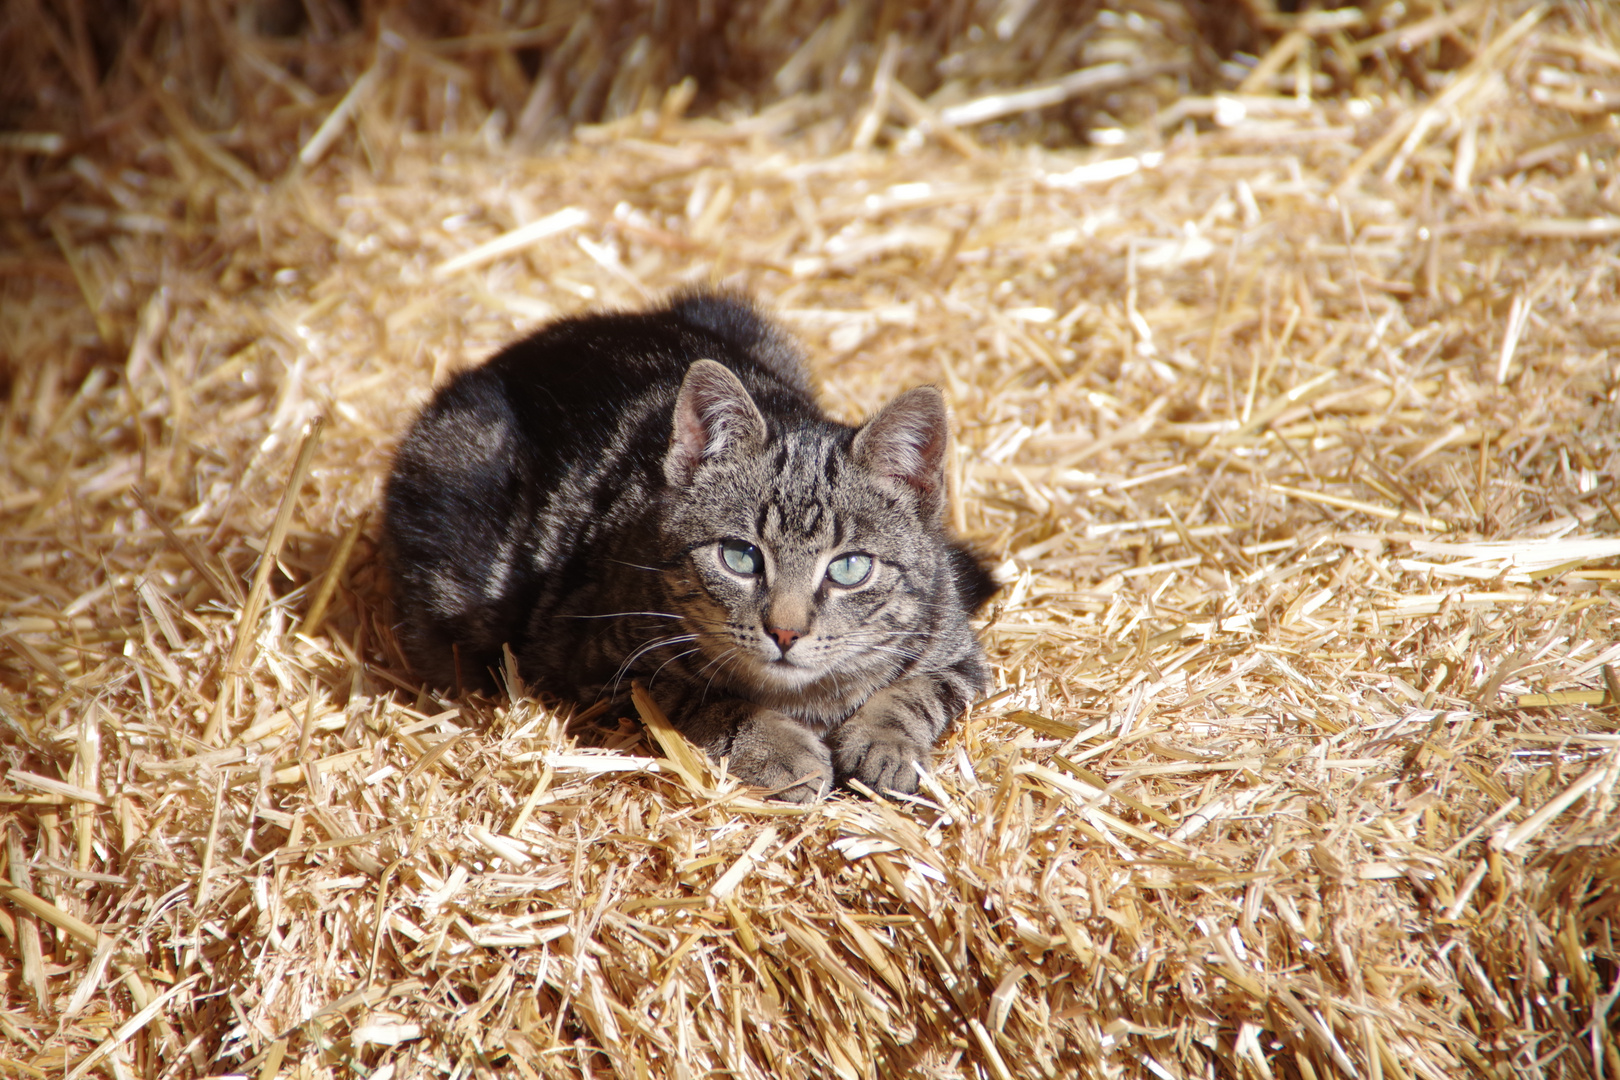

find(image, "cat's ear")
[852,386,950,524]
[666,359,769,486]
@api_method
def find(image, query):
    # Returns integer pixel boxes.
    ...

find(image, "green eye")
[720,539,763,576]
[827,553,873,586]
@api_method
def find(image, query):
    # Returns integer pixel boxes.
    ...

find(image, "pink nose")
[767,626,804,653]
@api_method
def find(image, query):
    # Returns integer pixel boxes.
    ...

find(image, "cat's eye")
[720,539,763,576]
[826,553,873,587]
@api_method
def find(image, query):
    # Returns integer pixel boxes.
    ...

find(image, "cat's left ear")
[852,386,950,524]
[666,359,769,486]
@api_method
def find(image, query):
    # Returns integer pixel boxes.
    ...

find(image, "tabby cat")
[383,293,995,802]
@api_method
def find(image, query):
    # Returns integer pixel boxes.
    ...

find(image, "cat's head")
[656,360,963,722]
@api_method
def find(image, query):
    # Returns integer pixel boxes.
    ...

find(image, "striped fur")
[384,293,995,801]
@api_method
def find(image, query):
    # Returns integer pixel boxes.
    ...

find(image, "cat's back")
[398,292,815,506]
[483,292,813,442]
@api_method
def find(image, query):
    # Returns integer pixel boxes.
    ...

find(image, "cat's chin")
[731,658,876,723]
[755,657,828,691]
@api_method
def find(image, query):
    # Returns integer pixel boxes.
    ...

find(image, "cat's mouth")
[766,653,816,674]
[702,633,838,692]
[755,653,828,689]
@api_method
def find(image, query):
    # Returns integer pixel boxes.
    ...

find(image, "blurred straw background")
[2,1,1619,1077]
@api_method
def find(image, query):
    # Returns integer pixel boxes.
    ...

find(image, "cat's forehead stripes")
[758,489,831,543]
[754,434,843,543]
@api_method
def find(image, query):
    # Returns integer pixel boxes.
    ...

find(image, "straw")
[3,3,1619,1078]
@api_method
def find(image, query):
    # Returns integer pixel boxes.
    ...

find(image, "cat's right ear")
[666,359,769,486]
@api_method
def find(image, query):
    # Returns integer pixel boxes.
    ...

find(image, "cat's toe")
[729,714,833,803]
[768,772,831,804]
[832,732,927,797]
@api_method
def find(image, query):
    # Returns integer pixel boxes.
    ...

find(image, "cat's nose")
[766,626,805,653]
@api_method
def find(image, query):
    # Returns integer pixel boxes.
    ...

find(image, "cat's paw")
[729,712,833,803]
[830,724,929,797]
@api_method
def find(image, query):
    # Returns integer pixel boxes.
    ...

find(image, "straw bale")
[3,1,1620,1078]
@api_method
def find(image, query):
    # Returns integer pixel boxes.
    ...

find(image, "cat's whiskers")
[608,632,701,696]
[645,646,707,690]
[823,629,920,650]
[858,645,928,671]
[692,646,746,708]
[608,614,733,691]
[836,630,923,649]
[839,632,934,655]
[605,559,669,574]
[819,657,852,703]
[559,610,684,621]
[819,637,927,682]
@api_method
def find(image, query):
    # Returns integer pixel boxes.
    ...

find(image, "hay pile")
[4,1,1619,1077]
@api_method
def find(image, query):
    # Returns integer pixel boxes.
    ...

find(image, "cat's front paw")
[729,712,833,803]
[830,724,930,797]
